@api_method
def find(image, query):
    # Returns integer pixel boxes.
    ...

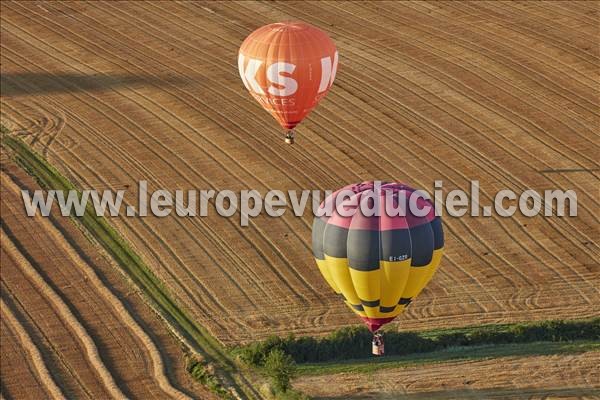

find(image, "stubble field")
[1,1,599,398]
[1,156,214,399]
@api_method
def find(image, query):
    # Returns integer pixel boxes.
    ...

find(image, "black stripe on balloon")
[323,224,349,259]
[379,305,397,313]
[431,217,444,250]
[350,303,364,311]
[408,223,434,267]
[361,299,380,307]
[311,217,327,259]
[380,229,412,262]
[399,297,413,305]
[320,218,441,269]
[347,228,380,271]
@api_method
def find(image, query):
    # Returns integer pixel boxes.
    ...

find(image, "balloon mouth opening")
[360,317,395,333]
[281,122,300,130]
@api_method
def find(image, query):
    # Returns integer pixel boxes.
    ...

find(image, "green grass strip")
[235,317,599,368]
[1,133,262,400]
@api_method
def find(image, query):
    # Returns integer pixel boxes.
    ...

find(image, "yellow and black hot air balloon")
[312,182,444,333]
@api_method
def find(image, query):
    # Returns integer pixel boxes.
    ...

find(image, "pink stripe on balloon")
[320,181,436,231]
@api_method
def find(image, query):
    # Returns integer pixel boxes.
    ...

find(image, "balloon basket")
[285,130,295,144]
[372,343,384,356]
[372,333,384,356]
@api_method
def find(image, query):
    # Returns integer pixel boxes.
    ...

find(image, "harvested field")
[0,158,214,399]
[1,0,598,350]
[294,350,600,399]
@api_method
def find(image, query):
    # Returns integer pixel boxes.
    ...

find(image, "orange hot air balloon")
[238,21,338,144]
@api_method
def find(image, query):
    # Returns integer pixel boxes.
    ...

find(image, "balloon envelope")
[238,21,338,131]
[312,182,444,332]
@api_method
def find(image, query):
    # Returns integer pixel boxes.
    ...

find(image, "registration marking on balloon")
[238,21,338,134]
